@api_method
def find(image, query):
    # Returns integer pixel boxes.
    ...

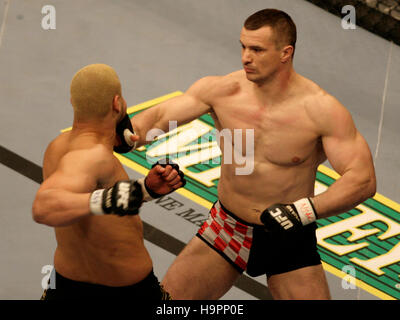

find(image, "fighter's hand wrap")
[144,158,187,199]
[136,177,156,202]
[89,180,143,216]
[260,198,318,232]
[114,114,137,154]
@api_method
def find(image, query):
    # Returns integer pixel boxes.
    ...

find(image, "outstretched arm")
[131,77,215,147]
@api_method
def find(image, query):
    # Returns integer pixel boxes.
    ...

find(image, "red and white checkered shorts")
[196,201,321,276]
[196,201,255,272]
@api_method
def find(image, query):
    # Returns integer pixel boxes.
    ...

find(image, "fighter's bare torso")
[206,70,328,224]
[43,131,152,286]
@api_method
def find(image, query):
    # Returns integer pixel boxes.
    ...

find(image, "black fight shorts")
[40,269,171,300]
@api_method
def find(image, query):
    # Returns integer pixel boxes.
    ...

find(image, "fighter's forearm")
[131,104,164,148]
[131,93,210,148]
[311,170,376,218]
[131,97,186,148]
[32,189,91,227]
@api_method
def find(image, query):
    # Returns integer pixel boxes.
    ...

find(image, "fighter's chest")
[213,100,320,166]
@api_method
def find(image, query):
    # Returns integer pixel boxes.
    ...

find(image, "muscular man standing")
[32,64,185,300]
[129,9,376,299]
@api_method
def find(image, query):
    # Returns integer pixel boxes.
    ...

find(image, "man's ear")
[112,95,122,114]
[280,45,294,63]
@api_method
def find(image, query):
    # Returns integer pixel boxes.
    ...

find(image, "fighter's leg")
[162,236,241,300]
[267,264,331,300]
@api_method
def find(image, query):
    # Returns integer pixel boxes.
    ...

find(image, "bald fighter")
[32,64,185,300]
[129,9,376,299]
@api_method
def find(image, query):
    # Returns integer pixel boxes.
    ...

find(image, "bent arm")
[32,152,101,227]
[131,77,215,147]
[32,185,91,227]
[311,100,376,218]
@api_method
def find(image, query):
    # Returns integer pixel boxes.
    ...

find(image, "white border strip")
[374,40,393,161]
[0,0,10,50]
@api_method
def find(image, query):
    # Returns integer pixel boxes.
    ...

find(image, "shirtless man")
[128,9,377,300]
[32,64,185,300]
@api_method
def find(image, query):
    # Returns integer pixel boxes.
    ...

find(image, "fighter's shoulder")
[189,70,243,99]
[302,79,351,125]
[69,144,113,164]
[305,83,355,136]
[43,132,71,176]
[55,144,114,179]
[45,132,104,161]
[45,131,69,155]
[219,70,244,95]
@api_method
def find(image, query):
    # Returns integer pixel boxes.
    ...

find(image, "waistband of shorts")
[216,201,259,227]
[53,268,159,291]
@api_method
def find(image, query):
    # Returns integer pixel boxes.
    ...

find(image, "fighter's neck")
[252,68,297,105]
[71,119,115,147]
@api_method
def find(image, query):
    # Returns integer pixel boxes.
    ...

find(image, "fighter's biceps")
[322,135,358,175]
[43,170,94,193]
[166,94,209,124]
[157,95,191,122]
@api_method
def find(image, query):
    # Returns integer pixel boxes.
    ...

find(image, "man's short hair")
[244,9,297,56]
[70,64,122,120]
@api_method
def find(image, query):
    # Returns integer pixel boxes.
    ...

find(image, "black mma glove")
[114,114,137,154]
[143,158,186,199]
[260,198,318,232]
[89,180,144,216]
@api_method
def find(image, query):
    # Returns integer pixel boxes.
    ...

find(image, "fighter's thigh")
[162,236,240,300]
[267,264,331,300]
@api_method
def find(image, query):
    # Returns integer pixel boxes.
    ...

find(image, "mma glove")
[260,198,318,232]
[89,180,144,216]
[89,159,186,216]
[144,158,186,199]
[113,114,137,154]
